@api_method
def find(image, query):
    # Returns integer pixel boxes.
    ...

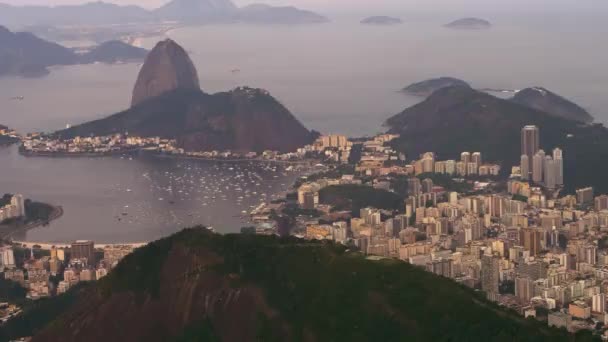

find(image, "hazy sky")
[3,0,607,13]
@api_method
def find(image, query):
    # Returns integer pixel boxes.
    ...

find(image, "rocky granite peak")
[131,39,200,107]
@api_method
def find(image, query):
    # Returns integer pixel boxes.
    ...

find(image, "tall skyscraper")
[0,246,15,269]
[515,276,534,303]
[544,156,557,189]
[71,240,95,265]
[481,255,500,295]
[520,228,542,256]
[421,178,434,193]
[461,152,471,165]
[553,148,564,186]
[407,178,422,196]
[595,195,608,211]
[577,187,594,204]
[521,125,540,179]
[521,125,540,160]
[520,155,529,180]
[592,293,606,313]
[532,150,545,183]
[10,194,25,218]
[472,152,482,168]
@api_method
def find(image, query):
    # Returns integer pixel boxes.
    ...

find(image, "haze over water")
[1,12,607,242]
[2,15,607,137]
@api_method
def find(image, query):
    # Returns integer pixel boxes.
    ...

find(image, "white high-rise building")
[10,194,25,217]
[521,125,540,179]
[449,192,458,205]
[520,155,529,180]
[532,150,546,183]
[445,160,456,175]
[472,152,482,168]
[0,246,15,269]
[544,156,557,189]
[593,293,606,313]
[553,148,564,186]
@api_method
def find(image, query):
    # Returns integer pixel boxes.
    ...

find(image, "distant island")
[360,16,403,25]
[54,39,316,154]
[0,0,328,27]
[0,26,147,78]
[402,77,471,96]
[444,17,492,30]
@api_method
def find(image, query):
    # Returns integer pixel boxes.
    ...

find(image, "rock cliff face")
[131,39,200,107]
[511,87,593,124]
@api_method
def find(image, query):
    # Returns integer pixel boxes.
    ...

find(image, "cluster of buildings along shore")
[0,194,25,222]
[249,125,608,337]
[0,240,136,320]
[19,133,349,162]
[0,126,19,142]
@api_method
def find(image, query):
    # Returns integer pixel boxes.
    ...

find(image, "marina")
[0,145,314,243]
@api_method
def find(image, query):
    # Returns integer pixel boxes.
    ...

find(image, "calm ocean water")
[0,145,307,242]
[0,16,606,242]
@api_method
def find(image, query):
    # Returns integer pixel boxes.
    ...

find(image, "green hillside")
[0,228,596,341]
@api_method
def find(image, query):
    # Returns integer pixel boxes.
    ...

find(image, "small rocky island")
[402,77,471,96]
[444,17,492,30]
[360,16,402,25]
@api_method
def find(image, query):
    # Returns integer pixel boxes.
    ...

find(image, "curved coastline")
[19,147,320,166]
[0,204,64,240]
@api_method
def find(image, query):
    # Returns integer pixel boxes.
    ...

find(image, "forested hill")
[0,228,595,341]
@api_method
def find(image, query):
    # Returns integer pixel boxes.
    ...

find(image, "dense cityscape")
[5,123,608,335]
[238,124,608,336]
[2,0,607,339]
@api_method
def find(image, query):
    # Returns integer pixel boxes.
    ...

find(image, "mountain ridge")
[0,0,328,26]
[0,25,147,77]
[511,87,594,124]
[57,87,315,153]
[386,85,608,193]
